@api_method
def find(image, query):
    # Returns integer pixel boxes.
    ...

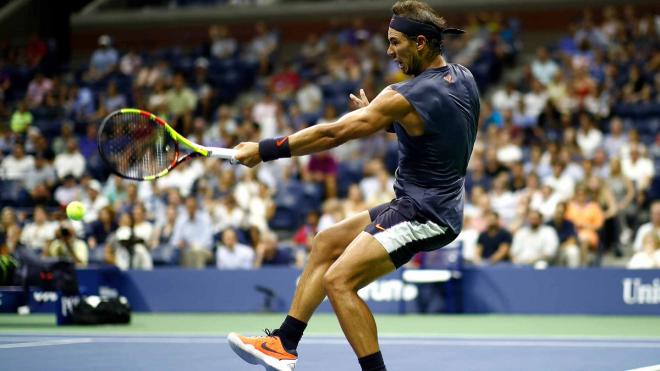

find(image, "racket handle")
[206,147,239,165]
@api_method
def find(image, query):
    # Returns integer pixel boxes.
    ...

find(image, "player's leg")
[323,232,395,363]
[287,209,373,323]
[228,207,383,370]
[324,196,458,370]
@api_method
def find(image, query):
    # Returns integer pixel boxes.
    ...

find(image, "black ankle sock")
[277,315,307,351]
[358,351,386,371]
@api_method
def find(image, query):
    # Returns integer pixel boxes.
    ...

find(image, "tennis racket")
[97,108,238,181]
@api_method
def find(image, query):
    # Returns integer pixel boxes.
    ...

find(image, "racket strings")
[99,112,177,179]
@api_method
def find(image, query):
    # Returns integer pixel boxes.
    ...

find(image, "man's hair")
[392,0,447,56]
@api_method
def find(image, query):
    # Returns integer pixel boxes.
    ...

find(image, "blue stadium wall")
[3,267,660,315]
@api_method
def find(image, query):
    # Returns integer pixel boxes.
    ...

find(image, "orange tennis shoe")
[228,330,298,371]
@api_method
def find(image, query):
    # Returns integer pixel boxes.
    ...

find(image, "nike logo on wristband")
[276,137,288,147]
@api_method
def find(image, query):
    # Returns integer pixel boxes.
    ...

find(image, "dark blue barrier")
[120,267,300,312]
[462,266,660,315]
[5,266,659,315]
[119,268,426,313]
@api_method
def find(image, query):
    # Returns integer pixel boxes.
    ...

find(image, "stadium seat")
[88,246,107,266]
[337,162,364,198]
[269,206,302,231]
[271,181,306,230]
[0,180,29,207]
[151,245,180,266]
[300,182,323,214]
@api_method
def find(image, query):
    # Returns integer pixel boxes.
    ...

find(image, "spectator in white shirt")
[132,203,155,250]
[81,180,109,223]
[20,206,56,251]
[621,145,654,192]
[172,196,213,269]
[633,201,660,253]
[491,81,521,113]
[0,143,35,180]
[212,195,246,233]
[54,175,82,207]
[234,168,261,211]
[216,228,255,270]
[54,139,86,179]
[510,210,559,267]
[530,184,561,221]
[156,160,204,197]
[457,215,481,264]
[246,183,275,242]
[531,47,559,86]
[543,161,575,202]
[252,92,280,139]
[522,79,548,120]
[25,155,56,191]
[628,233,660,269]
[296,78,322,117]
[489,173,519,226]
[576,112,603,159]
[603,117,627,158]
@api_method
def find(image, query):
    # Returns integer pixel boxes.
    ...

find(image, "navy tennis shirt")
[390,63,480,234]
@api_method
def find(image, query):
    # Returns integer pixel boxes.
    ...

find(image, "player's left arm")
[235,87,410,167]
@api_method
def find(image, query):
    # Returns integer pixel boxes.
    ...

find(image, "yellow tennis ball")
[66,201,86,221]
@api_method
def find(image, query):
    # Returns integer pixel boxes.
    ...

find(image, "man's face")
[222,230,236,247]
[486,213,498,228]
[529,212,542,229]
[12,145,24,158]
[387,29,422,76]
[186,198,197,216]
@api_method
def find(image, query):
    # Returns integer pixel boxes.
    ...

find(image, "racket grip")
[207,147,239,165]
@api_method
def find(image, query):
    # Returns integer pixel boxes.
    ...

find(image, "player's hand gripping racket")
[97,108,238,181]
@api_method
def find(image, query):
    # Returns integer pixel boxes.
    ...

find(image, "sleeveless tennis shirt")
[390,63,480,234]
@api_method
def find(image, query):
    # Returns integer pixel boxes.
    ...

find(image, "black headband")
[389,15,465,40]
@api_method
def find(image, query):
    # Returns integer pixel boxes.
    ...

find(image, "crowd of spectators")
[0,7,658,275]
[460,6,659,268]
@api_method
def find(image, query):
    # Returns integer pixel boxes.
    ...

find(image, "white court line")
[626,365,660,371]
[0,338,93,349]
[4,333,660,342]
[0,336,660,350]
[85,338,660,349]
[5,331,660,342]
[1,336,659,349]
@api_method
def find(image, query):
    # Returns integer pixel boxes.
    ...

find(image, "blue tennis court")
[2,332,660,371]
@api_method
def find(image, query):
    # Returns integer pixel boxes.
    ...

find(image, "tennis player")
[228,1,479,370]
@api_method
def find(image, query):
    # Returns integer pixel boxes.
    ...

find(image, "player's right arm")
[235,87,411,167]
[289,87,409,155]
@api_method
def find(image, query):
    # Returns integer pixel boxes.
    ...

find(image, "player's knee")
[310,229,341,261]
[322,267,348,295]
